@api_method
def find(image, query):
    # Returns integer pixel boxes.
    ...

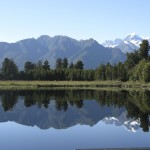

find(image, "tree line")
[0,40,150,82]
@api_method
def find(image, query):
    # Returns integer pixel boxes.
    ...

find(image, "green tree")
[75,60,84,70]
[24,61,35,73]
[116,62,127,81]
[43,60,50,70]
[36,60,43,70]
[2,58,19,80]
[125,51,140,70]
[130,60,150,82]
[111,64,117,80]
[139,40,149,60]
[105,63,112,80]
[96,64,106,80]
[56,58,62,70]
[69,62,74,69]
[142,62,150,82]
[130,59,146,81]
[62,58,68,69]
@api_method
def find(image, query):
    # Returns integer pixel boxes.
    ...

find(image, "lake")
[0,89,150,150]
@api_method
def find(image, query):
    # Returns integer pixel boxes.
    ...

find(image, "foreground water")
[0,89,149,150]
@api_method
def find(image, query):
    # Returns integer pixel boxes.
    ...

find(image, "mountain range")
[0,33,148,69]
[0,35,126,69]
[102,33,150,53]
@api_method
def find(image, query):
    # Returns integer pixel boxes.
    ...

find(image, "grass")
[0,80,150,90]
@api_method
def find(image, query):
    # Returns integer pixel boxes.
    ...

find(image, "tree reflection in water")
[0,89,149,131]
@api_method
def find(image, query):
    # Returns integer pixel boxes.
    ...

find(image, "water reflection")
[0,89,149,132]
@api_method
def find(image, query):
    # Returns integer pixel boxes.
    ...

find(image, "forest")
[0,40,149,82]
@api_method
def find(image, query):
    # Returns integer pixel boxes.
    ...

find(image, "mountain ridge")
[0,35,126,69]
[102,33,150,53]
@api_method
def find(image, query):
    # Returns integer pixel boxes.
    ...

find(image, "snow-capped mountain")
[124,33,143,47]
[102,33,150,53]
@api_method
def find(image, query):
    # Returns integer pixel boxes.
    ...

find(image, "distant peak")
[38,35,51,40]
[86,38,99,45]
[78,38,94,43]
[127,32,137,37]
[85,38,98,43]
[52,35,79,42]
[88,38,95,41]
[124,33,143,42]
[125,33,141,39]
[102,33,147,52]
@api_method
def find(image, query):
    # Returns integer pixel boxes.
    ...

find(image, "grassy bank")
[0,80,150,90]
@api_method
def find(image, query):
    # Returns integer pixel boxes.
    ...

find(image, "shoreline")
[0,81,150,90]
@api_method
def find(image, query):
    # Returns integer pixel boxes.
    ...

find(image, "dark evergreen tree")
[125,51,140,70]
[75,60,84,70]
[24,61,35,73]
[117,62,127,81]
[105,63,112,80]
[139,40,149,60]
[111,64,118,80]
[2,58,19,80]
[69,62,74,69]
[96,64,106,80]
[56,58,62,70]
[43,60,50,70]
[62,58,68,69]
[36,60,43,70]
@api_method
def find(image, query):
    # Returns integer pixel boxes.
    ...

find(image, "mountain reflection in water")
[0,89,149,132]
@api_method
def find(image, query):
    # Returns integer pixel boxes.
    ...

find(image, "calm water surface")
[0,89,149,150]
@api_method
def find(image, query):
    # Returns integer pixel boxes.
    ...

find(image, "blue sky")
[0,0,150,43]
